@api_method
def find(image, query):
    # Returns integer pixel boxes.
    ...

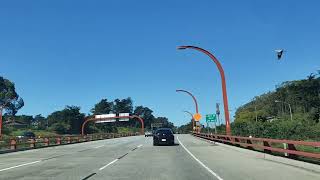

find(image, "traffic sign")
[95,114,116,123]
[206,114,217,122]
[119,113,130,122]
[193,113,202,121]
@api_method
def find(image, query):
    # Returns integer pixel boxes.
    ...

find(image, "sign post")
[206,114,217,134]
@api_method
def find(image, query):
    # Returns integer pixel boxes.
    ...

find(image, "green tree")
[133,106,154,128]
[0,76,24,130]
[177,121,193,133]
[47,106,85,134]
[154,117,174,129]
[15,115,33,126]
[113,97,133,114]
[91,99,113,115]
[33,114,47,130]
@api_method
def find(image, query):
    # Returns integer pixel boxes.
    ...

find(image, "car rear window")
[156,129,172,134]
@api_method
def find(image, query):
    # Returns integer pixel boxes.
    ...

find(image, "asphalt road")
[0,134,319,180]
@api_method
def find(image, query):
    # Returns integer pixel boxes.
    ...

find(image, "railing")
[193,132,320,160]
[0,132,139,153]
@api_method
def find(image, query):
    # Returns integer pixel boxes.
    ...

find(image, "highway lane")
[0,134,319,180]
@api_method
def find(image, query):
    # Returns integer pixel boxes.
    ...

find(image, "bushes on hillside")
[229,120,320,141]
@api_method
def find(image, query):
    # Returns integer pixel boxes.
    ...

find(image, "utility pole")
[255,105,258,122]
[216,103,220,125]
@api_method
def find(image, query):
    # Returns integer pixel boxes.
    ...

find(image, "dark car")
[153,128,174,146]
[17,131,36,139]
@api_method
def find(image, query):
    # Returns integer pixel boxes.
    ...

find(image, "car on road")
[153,128,174,146]
[145,131,153,137]
[16,131,36,139]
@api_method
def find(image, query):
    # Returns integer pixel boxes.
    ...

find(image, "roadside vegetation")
[178,72,320,141]
[0,76,175,137]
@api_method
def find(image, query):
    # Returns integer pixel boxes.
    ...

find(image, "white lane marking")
[99,159,118,170]
[94,145,104,149]
[177,136,224,180]
[98,144,142,171]
[0,160,41,172]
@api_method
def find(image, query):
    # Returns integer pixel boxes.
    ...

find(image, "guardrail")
[0,133,139,153]
[193,132,320,160]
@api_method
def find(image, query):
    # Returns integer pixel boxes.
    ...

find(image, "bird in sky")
[275,49,285,60]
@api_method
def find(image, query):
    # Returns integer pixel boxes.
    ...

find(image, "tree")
[113,97,133,114]
[0,76,24,135]
[177,121,193,134]
[47,106,85,134]
[15,115,33,126]
[91,99,113,115]
[5,98,24,116]
[33,114,47,130]
[232,73,320,140]
[0,76,24,112]
[133,106,154,128]
[154,117,174,128]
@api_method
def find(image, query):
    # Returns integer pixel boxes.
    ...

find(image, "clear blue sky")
[1,1,319,126]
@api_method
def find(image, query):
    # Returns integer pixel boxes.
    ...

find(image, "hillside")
[232,74,320,140]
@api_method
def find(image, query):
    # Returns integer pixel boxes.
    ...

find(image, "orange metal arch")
[81,115,144,136]
[178,46,231,135]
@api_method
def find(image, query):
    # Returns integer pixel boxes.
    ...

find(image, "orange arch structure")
[81,115,144,136]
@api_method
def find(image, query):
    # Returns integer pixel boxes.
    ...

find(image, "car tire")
[153,141,157,146]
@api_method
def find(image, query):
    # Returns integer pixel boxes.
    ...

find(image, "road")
[0,134,319,180]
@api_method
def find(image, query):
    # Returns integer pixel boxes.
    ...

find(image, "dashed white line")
[94,145,104,149]
[99,159,118,170]
[177,136,224,180]
[99,144,143,171]
[0,160,41,172]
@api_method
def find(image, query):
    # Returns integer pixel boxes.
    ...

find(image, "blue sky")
[1,0,319,126]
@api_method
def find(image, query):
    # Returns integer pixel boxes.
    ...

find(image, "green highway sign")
[206,114,217,122]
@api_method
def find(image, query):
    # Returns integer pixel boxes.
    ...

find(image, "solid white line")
[177,136,224,180]
[0,160,41,172]
[94,145,104,149]
[99,159,118,170]
[137,144,143,148]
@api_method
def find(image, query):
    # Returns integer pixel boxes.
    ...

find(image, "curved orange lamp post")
[81,115,144,135]
[176,89,199,114]
[183,110,195,131]
[177,46,231,135]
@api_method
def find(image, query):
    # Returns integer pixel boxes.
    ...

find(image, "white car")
[144,131,153,137]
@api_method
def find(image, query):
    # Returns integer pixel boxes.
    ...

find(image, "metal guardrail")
[193,132,320,160]
[0,133,139,153]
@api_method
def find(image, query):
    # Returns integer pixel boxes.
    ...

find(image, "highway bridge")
[0,134,319,180]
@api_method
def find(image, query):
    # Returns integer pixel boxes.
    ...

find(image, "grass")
[117,127,140,134]
[9,129,58,138]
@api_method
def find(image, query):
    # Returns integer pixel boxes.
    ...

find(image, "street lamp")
[275,100,293,121]
[176,89,199,114]
[177,46,231,135]
[183,110,195,132]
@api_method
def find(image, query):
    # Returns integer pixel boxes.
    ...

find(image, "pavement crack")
[131,147,137,151]
[81,173,96,180]
[78,149,91,152]
[42,154,66,161]
[117,153,128,160]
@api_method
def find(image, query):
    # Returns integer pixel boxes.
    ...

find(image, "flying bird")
[275,49,285,60]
